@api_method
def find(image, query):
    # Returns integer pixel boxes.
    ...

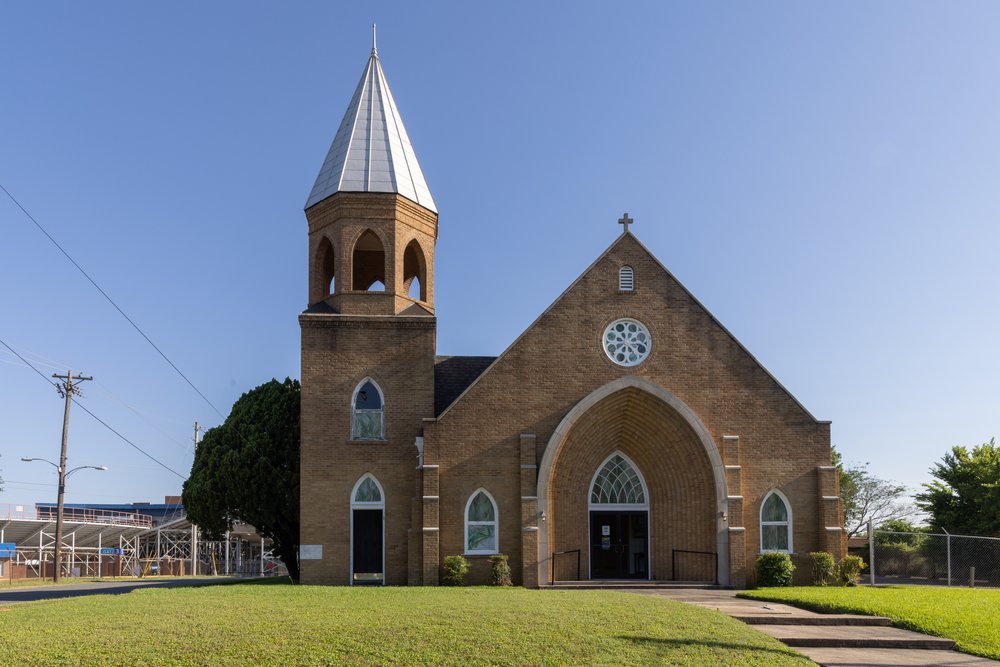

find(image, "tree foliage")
[916,438,1000,537]
[833,446,917,537]
[182,378,300,579]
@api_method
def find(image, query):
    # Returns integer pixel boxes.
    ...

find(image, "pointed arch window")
[352,475,383,505]
[351,378,385,440]
[619,266,634,291]
[589,453,648,509]
[760,490,792,553]
[465,489,498,554]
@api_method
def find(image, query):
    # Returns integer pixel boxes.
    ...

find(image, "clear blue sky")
[2,2,998,513]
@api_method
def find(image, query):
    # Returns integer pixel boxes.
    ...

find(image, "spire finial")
[372,23,377,56]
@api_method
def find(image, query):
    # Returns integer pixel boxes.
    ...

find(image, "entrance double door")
[589,511,648,579]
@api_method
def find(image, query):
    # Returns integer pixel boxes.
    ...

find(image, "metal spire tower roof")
[305,36,436,212]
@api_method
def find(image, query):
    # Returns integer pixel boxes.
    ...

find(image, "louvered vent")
[619,266,634,291]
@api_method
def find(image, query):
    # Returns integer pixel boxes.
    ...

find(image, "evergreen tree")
[182,378,300,579]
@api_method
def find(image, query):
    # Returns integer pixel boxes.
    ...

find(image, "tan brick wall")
[299,218,839,587]
[419,233,836,587]
[299,313,435,585]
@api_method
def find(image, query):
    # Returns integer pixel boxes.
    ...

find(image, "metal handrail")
[0,504,153,528]
[671,548,718,584]
[551,549,581,585]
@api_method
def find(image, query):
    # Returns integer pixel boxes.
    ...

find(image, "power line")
[0,336,187,480]
[0,182,225,419]
[1,185,284,476]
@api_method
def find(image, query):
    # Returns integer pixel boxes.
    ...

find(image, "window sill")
[347,438,387,444]
[462,552,499,558]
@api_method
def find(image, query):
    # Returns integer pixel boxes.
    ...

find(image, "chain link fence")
[861,529,1000,587]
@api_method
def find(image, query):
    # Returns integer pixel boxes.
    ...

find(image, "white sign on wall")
[300,544,323,560]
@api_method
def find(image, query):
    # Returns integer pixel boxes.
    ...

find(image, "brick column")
[421,464,440,585]
[817,465,846,559]
[722,435,745,586]
[519,433,539,588]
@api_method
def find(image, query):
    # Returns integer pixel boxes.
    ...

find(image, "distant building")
[298,41,845,587]
[36,496,184,526]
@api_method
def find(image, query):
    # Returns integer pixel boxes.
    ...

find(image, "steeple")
[305,39,436,212]
[304,36,439,316]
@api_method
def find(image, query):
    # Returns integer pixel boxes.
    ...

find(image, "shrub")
[809,551,836,586]
[442,555,470,586]
[489,554,513,587]
[837,555,866,586]
[755,552,795,587]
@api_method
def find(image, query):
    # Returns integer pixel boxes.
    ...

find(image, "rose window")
[603,318,651,367]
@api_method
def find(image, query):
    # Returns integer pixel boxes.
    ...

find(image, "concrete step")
[757,624,956,650]
[545,580,717,590]
[735,614,893,626]
[797,647,998,666]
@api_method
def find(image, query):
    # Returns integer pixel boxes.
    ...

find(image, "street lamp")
[21,457,107,582]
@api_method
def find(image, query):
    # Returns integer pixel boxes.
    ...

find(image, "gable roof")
[305,46,436,212]
[433,231,825,423]
[434,356,496,416]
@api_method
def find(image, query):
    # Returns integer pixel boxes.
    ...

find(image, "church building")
[298,40,845,587]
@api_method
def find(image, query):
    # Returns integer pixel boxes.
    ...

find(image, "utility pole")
[52,370,92,583]
[191,422,201,576]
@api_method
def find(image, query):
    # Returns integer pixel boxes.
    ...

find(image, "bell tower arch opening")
[352,230,387,291]
[402,239,427,302]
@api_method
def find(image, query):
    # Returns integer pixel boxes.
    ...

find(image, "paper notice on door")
[602,525,610,536]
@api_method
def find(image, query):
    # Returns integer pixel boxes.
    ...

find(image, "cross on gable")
[618,213,633,233]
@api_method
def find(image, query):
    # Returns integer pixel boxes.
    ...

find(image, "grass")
[0,579,813,666]
[739,586,1000,660]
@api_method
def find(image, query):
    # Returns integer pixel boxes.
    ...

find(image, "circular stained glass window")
[603,318,651,367]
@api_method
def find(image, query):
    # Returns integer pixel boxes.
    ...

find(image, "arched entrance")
[538,376,729,585]
[350,474,385,585]
[588,452,650,579]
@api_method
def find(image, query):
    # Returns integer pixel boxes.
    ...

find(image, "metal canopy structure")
[0,504,285,580]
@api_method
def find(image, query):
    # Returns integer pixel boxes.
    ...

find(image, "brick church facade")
[298,42,845,588]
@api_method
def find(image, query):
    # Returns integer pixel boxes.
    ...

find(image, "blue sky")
[1,2,998,513]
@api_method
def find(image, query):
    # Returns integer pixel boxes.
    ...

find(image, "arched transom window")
[351,378,385,440]
[352,475,383,506]
[760,490,792,553]
[590,453,647,508]
[465,489,498,555]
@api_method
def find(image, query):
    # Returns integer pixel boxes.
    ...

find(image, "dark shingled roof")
[302,301,337,314]
[434,356,496,416]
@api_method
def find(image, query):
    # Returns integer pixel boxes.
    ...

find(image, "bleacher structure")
[0,500,286,580]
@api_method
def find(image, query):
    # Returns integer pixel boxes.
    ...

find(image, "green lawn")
[0,580,813,666]
[740,586,1000,660]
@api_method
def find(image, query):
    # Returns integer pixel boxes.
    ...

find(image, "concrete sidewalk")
[0,576,238,605]
[620,588,997,667]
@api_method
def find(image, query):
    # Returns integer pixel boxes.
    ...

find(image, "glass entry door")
[589,511,648,579]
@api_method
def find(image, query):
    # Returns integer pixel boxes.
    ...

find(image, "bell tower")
[299,34,438,585]
[304,36,437,316]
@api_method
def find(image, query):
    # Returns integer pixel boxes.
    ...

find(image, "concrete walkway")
[0,577,236,605]
[621,588,997,667]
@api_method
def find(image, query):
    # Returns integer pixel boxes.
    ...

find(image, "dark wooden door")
[352,509,383,584]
